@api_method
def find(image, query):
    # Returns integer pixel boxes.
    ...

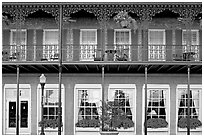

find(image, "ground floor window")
[177,85,202,131]
[108,84,136,131]
[143,84,169,132]
[37,84,64,133]
[75,84,102,131]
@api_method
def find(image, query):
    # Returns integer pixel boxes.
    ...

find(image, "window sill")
[76,127,99,132]
[147,128,168,132]
[178,127,202,132]
[118,127,134,132]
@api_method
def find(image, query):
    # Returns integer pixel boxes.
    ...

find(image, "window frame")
[10,29,27,61]
[80,29,97,61]
[43,29,59,61]
[37,84,65,134]
[114,29,132,61]
[176,84,202,132]
[148,29,166,61]
[142,84,170,133]
[108,84,136,132]
[74,84,102,133]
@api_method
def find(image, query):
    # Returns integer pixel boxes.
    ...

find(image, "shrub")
[178,118,202,129]
[146,118,168,128]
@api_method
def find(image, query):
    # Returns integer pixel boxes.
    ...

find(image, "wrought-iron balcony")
[2,44,202,63]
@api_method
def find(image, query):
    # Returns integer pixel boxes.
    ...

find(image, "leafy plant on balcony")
[39,118,63,129]
[178,118,202,129]
[146,118,168,128]
[114,11,138,32]
[75,119,100,128]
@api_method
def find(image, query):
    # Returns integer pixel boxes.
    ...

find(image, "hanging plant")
[114,11,138,32]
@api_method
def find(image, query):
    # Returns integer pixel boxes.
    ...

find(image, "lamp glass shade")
[40,74,46,84]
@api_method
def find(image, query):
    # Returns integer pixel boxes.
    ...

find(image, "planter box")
[100,131,119,135]
[178,127,202,132]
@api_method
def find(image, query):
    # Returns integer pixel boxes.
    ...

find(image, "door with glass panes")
[5,85,31,134]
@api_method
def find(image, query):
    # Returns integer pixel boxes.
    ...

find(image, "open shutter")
[73,29,80,61]
[36,29,43,61]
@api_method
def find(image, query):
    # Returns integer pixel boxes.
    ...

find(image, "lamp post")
[39,74,46,135]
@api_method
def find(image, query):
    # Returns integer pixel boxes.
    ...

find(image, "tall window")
[148,29,166,61]
[108,84,135,131]
[177,85,202,131]
[43,29,59,61]
[114,29,131,61]
[38,84,64,132]
[75,85,101,130]
[10,29,27,61]
[80,29,97,61]
[182,30,199,61]
[143,85,169,131]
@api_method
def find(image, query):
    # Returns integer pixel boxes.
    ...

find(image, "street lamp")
[39,74,46,135]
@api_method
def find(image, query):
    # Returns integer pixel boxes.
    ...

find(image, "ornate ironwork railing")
[2,44,202,62]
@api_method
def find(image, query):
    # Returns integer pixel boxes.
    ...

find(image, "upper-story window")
[80,29,97,61]
[10,29,27,61]
[182,30,199,61]
[148,29,166,61]
[114,29,131,61]
[43,29,59,61]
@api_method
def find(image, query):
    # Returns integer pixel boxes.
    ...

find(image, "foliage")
[101,100,134,131]
[146,118,168,128]
[75,119,100,128]
[178,118,202,129]
[113,11,138,31]
[39,118,63,129]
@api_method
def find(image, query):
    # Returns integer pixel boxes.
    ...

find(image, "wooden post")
[58,5,63,135]
[144,65,148,135]
[187,65,191,135]
[101,65,105,130]
[16,65,20,135]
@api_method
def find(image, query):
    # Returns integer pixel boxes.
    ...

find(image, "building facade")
[2,2,202,135]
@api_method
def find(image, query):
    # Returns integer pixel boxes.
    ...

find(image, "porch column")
[144,65,148,135]
[16,65,20,135]
[58,5,63,135]
[101,65,105,130]
[187,65,191,135]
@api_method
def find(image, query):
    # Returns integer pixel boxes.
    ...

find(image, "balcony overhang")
[2,61,202,74]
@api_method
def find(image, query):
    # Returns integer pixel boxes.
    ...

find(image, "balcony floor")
[2,61,202,74]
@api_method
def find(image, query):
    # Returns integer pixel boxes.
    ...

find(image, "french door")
[5,86,31,134]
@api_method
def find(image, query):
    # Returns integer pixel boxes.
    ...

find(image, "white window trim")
[182,29,199,45]
[37,84,65,134]
[176,84,202,133]
[43,29,59,45]
[114,29,131,45]
[3,84,31,135]
[80,29,97,44]
[108,84,136,133]
[142,84,170,134]
[74,84,102,134]
[148,29,166,45]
